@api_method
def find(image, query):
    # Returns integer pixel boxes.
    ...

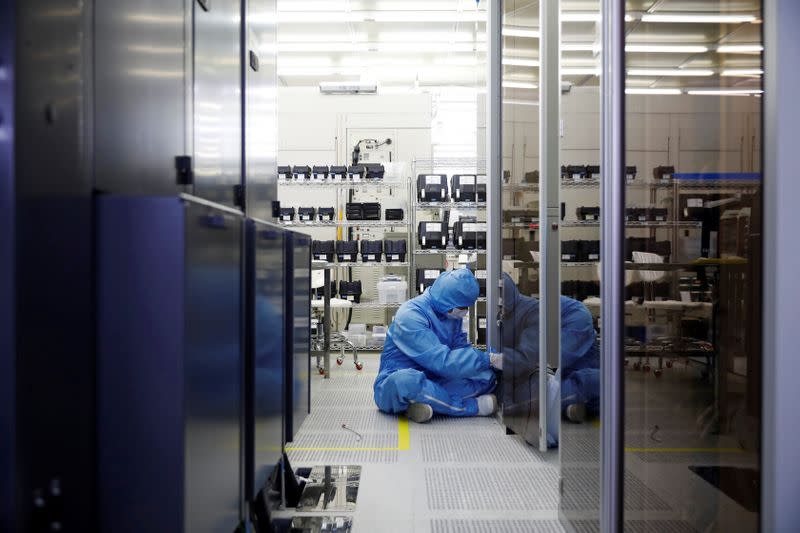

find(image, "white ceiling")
[276,0,763,96]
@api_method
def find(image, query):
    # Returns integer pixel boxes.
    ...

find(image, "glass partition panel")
[623,1,762,530]
[499,0,544,448]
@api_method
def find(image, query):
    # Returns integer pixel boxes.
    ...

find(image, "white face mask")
[447,308,469,320]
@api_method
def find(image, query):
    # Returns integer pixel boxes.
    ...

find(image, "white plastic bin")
[377,277,408,304]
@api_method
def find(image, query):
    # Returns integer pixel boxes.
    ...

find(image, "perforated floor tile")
[570,520,698,533]
[287,433,399,464]
[311,388,375,408]
[561,468,671,511]
[425,467,559,511]
[299,407,398,434]
[431,519,567,533]
[421,433,547,464]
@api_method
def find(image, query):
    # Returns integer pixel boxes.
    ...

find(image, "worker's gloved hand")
[489,351,503,371]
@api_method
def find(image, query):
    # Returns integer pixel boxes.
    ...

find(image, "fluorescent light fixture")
[278,43,371,53]
[625,88,682,95]
[319,81,378,94]
[562,12,601,22]
[502,27,540,39]
[717,44,763,53]
[379,31,486,42]
[504,99,539,106]
[504,58,539,67]
[640,13,757,24]
[562,67,601,76]
[279,33,368,43]
[627,68,714,77]
[721,68,764,76]
[687,88,763,95]
[278,10,484,23]
[502,81,538,89]
[626,44,708,53]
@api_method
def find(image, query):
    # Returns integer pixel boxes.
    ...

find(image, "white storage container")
[377,277,408,304]
[349,323,367,335]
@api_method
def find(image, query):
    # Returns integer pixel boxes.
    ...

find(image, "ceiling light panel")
[502,27,540,39]
[640,13,758,24]
[720,68,764,76]
[626,44,709,53]
[687,89,764,95]
[717,44,763,53]
[277,10,485,23]
[625,88,682,95]
[627,68,714,77]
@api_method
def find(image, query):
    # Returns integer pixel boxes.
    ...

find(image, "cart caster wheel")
[666,361,673,369]
[354,361,364,371]
[336,357,344,366]
[318,367,326,375]
[633,362,641,371]
[643,364,651,373]
[654,369,663,377]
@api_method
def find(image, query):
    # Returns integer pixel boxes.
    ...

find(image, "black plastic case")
[453,220,487,250]
[279,207,295,221]
[417,221,446,249]
[417,174,449,202]
[360,240,383,262]
[298,207,315,222]
[384,240,407,262]
[312,240,335,262]
[292,165,311,180]
[317,207,335,221]
[416,268,443,294]
[339,280,362,303]
[336,241,359,262]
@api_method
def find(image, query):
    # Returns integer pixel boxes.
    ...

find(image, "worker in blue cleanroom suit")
[374,268,502,423]
[501,273,599,445]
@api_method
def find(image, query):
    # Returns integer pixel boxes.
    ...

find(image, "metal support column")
[539,0,561,453]
[486,0,503,352]
[600,0,626,531]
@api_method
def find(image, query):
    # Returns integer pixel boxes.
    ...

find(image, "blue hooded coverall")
[501,273,600,417]
[374,269,496,417]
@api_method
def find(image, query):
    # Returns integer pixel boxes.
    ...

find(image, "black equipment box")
[317,207,335,221]
[311,165,329,180]
[279,207,295,222]
[646,208,668,222]
[330,165,348,181]
[416,268,443,294]
[385,208,404,221]
[384,240,407,262]
[562,165,587,181]
[278,165,292,180]
[346,203,364,220]
[504,210,538,224]
[579,240,601,262]
[339,281,362,303]
[417,174,449,202]
[298,207,315,222]
[417,221,447,249]
[313,281,337,299]
[348,164,366,181]
[450,174,487,202]
[477,316,487,345]
[292,165,311,180]
[336,240,359,262]
[362,202,381,220]
[312,240,335,262]
[625,208,648,222]
[653,165,675,182]
[475,269,487,297]
[576,206,600,221]
[360,240,383,262]
[523,170,539,183]
[562,240,580,262]
[626,165,637,180]
[586,165,601,180]
[365,163,385,180]
[453,220,487,250]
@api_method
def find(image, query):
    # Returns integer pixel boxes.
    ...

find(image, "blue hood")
[427,268,480,314]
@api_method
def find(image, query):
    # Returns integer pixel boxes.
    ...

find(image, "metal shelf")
[560,179,675,189]
[413,249,487,255]
[333,261,410,268]
[673,179,761,190]
[351,301,403,309]
[561,220,702,228]
[416,201,487,209]
[280,220,410,228]
[503,183,539,192]
[278,179,406,189]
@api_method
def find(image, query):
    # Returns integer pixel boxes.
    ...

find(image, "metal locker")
[96,195,244,533]
[285,231,312,443]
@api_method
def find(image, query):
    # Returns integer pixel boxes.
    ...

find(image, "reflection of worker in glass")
[374,269,501,423]
[502,273,600,433]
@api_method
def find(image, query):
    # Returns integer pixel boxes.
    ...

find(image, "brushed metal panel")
[285,231,311,442]
[247,219,286,498]
[0,1,14,528]
[13,1,96,530]
[94,0,187,194]
[194,0,242,207]
[245,0,277,220]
